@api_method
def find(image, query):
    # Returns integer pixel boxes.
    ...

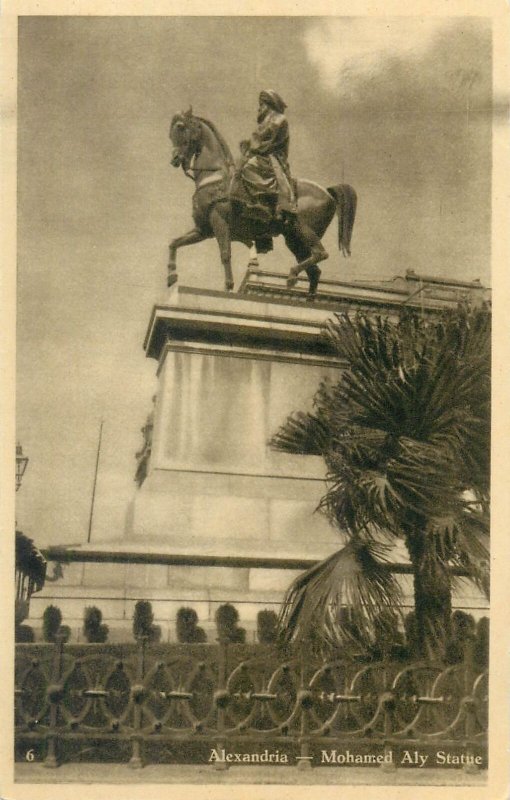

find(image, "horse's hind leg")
[285,220,327,294]
[168,228,206,286]
[209,208,234,292]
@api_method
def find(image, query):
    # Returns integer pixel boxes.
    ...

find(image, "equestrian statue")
[168,90,357,295]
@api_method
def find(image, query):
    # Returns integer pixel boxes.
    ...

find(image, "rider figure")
[232,90,328,279]
[233,89,297,225]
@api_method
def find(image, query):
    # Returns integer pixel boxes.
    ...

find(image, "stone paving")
[15,763,487,786]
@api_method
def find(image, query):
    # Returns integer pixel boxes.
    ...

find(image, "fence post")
[129,635,148,769]
[212,636,229,770]
[44,631,66,768]
[462,635,480,775]
[297,651,312,770]
[380,663,397,773]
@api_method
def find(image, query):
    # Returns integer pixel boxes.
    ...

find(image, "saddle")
[228,159,298,253]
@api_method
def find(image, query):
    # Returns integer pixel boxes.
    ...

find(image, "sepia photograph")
[3,3,509,797]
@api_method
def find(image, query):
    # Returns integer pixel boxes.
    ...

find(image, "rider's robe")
[232,109,297,220]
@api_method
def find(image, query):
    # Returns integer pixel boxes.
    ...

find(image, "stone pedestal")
[130,286,347,575]
[31,286,349,640]
[31,281,489,640]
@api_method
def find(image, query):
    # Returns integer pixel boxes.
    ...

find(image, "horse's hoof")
[287,267,299,288]
[225,281,234,292]
[167,271,178,288]
[308,265,322,295]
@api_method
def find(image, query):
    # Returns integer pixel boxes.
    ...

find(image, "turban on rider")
[259,89,287,114]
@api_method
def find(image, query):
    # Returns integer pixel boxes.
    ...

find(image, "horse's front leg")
[209,208,234,292]
[168,228,206,286]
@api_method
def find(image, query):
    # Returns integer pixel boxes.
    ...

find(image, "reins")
[182,164,222,180]
[174,116,235,182]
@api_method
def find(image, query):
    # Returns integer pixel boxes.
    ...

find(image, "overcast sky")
[16,15,496,546]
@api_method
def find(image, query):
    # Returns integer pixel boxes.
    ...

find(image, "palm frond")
[450,509,490,598]
[423,508,490,598]
[278,540,402,651]
[269,411,329,455]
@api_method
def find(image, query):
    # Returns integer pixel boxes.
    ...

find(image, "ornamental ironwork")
[15,637,487,771]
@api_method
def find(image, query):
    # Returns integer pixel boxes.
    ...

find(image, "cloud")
[305,18,445,88]
[304,18,493,113]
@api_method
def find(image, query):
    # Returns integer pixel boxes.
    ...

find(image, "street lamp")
[15,442,29,492]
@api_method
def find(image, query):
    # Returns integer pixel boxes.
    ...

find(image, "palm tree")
[271,306,490,659]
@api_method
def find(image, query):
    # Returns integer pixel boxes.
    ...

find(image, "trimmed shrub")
[372,610,406,659]
[15,624,35,642]
[42,606,71,643]
[42,605,62,642]
[403,611,419,659]
[133,600,161,643]
[257,609,279,644]
[445,611,478,664]
[474,616,489,670]
[59,625,71,643]
[215,603,246,644]
[452,610,476,640]
[83,606,109,643]
[176,607,207,643]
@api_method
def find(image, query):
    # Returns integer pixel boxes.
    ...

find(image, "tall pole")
[87,420,104,544]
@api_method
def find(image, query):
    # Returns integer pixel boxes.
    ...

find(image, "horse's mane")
[194,116,235,166]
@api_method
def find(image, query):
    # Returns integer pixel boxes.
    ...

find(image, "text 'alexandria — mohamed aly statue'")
[168,90,356,296]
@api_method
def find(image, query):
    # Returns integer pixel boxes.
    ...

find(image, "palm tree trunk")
[406,531,453,660]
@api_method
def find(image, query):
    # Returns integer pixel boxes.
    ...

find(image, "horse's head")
[169,107,202,171]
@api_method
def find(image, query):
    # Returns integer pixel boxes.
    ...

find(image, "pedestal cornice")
[144,286,342,361]
[144,271,490,362]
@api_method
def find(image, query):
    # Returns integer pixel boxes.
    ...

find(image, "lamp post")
[15,442,29,492]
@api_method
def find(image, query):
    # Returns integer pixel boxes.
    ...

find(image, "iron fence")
[15,637,487,772]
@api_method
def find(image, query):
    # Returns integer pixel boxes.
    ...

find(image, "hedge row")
[15,605,489,669]
[15,602,280,645]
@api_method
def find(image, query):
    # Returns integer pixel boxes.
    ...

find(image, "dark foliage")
[403,611,420,660]
[176,607,207,643]
[474,616,489,670]
[83,606,109,643]
[59,625,71,643]
[215,603,246,643]
[133,600,161,643]
[15,531,46,589]
[271,307,490,658]
[15,624,35,642]
[42,605,62,642]
[256,609,279,644]
[370,609,406,660]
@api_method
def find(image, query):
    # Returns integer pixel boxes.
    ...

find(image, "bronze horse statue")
[168,109,357,295]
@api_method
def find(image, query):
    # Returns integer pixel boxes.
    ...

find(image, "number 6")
[25,749,34,762]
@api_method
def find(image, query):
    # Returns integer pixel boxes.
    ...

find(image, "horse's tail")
[327,184,357,256]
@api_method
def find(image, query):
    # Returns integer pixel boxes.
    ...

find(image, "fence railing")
[15,637,487,772]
